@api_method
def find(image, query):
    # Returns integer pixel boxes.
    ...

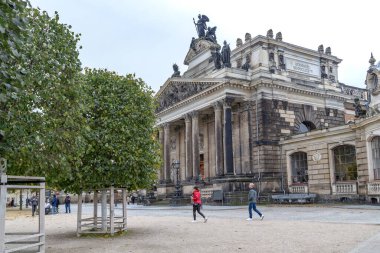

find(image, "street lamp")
[171,160,181,198]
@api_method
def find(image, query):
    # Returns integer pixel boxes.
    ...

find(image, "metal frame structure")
[77,186,127,236]
[0,174,46,253]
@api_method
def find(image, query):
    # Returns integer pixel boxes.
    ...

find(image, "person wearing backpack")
[64,194,71,213]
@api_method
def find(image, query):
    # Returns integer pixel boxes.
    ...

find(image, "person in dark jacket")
[31,195,38,216]
[51,195,57,214]
[64,194,71,213]
[246,183,264,221]
[191,186,207,223]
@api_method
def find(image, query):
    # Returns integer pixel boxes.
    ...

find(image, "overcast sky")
[30,0,380,92]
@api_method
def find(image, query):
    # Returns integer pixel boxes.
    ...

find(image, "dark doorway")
[200,154,204,180]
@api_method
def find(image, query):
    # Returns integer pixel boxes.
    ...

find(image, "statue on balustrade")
[221,40,231,68]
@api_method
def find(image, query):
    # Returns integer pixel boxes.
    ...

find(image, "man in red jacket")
[192,186,208,223]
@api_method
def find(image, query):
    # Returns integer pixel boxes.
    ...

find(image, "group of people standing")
[191,183,264,222]
[29,193,71,216]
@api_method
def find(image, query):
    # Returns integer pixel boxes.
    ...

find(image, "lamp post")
[171,160,181,198]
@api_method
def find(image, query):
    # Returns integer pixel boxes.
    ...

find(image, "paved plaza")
[5,204,380,252]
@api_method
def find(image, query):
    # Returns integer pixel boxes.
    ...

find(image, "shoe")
[260,215,264,220]
[192,220,197,223]
[246,218,253,221]
[204,217,208,223]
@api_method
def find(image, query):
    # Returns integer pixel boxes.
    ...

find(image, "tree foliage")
[0,0,30,139]
[77,69,160,192]
[1,4,86,190]
[1,1,159,193]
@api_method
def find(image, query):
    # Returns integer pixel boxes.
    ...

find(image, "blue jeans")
[248,202,262,218]
[65,203,71,213]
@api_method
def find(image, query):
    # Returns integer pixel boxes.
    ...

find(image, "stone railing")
[289,185,308,194]
[332,182,357,194]
[367,182,380,195]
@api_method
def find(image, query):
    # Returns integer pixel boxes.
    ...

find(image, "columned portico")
[191,111,200,180]
[223,97,234,175]
[214,101,223,176]
[184,114,193,180]
[163,123,171,182]
[158,127,164,181]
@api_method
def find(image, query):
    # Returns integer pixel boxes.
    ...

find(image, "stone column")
[223,97,234,175]
[191,111,200,180]
[246,100,254,173]
[184,114,193,180]
[158,127,164,182]
[214,101,224,176]
[163,123,171,182]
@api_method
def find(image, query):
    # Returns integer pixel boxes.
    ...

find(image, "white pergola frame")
[0,174,46,253]
[77,186,128,236]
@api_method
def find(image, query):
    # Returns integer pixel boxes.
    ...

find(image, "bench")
[271,193,317,203]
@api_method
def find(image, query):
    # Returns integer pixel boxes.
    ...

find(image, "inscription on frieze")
[286,58,319,77]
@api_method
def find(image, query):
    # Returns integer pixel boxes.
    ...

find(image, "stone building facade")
[155,26,378,201]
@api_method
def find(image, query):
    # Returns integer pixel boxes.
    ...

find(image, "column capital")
[242,99,255,110]
[189,111,199,119]
[222,97,234,108]
[184,113,192,122]
[213,101,223,111]
[163,122,170,130]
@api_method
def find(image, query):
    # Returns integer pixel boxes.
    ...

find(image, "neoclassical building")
[155,22,379,202]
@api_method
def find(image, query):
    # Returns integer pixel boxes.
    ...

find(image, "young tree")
[76,69,160,193]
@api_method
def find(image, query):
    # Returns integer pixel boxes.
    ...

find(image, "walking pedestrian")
[51,195,57,214]
[191,186,207,223]
[31,195,38,216]
[246,183,264,221]
[64,194,71,213]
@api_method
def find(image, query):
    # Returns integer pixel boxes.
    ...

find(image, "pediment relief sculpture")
[156,81,214,113]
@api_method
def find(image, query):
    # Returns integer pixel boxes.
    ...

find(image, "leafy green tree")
[0,0,30,142]
[1,2,159,194]
[1,4,86,190]
[77,69,160,193]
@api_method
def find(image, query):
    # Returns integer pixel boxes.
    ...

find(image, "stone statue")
[190,37,196,51]
[354,98,366,118]
[242,54,251,71]
[275,32,282,41]
[236,38,242,47]
[267,29,273,38]
[279,54,286,70]
[320,65,327,78]
[211,48,222,69]
[245,33,251,42]
[171,63,181,78]
[325,47,331,55]
[318,44,324,54]
[193,14,209,38]
[205,26,217,43]
[221,40,231,68]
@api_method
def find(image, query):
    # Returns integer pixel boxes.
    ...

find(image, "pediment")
[184,39,220,65]
[155,79,221,113]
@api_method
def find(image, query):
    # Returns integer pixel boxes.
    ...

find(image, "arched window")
[297,121,316,134]
[291,152,308,183]
[372,136,380,180]
[333,145,357,181]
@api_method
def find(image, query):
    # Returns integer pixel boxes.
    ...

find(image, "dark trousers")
[193,204,205,220]
[65,203,71,213]
[248,202,262,218]
[32,205,37,216]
